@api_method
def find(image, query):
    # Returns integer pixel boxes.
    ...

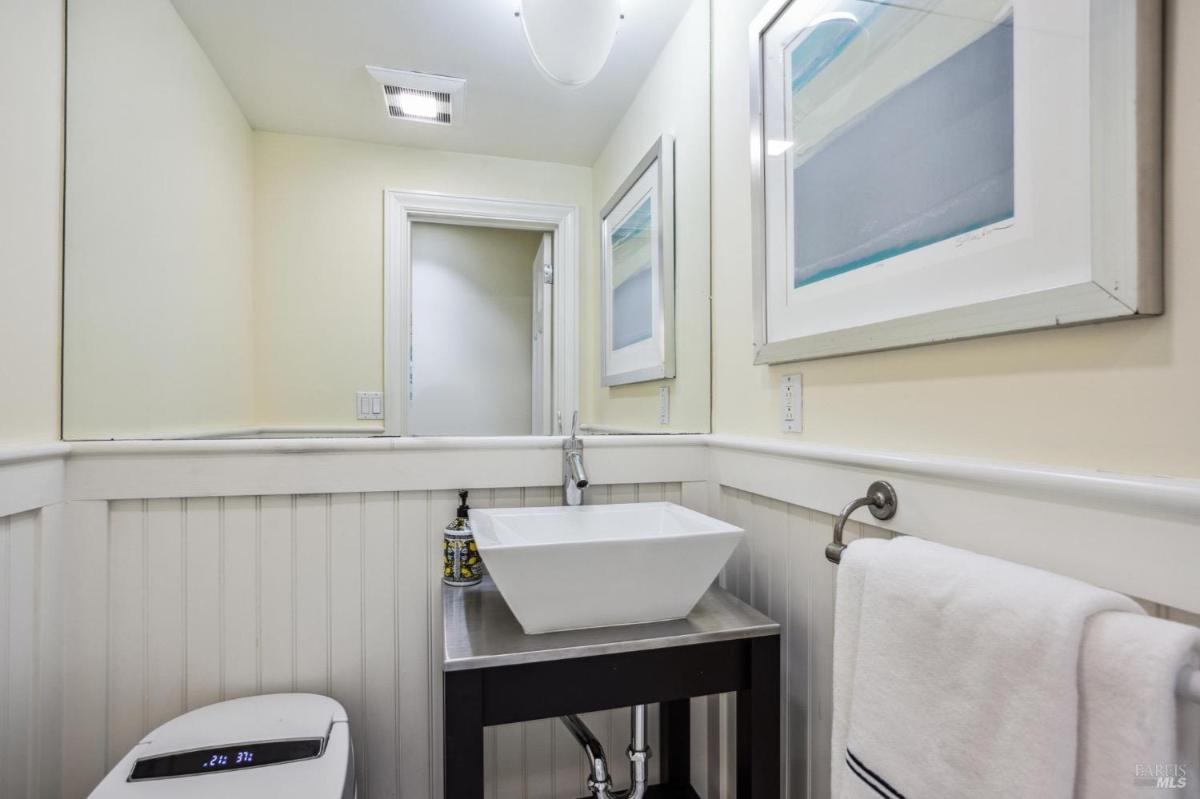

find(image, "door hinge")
[542,263,554,284]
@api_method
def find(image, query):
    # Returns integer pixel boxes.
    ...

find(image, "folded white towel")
[831,536,1140,799]
[1077,611,1200,799]
[830,537,887,799]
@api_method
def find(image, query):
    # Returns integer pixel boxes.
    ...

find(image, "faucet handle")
[570,410,579,440]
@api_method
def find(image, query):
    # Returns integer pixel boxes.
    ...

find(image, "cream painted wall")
[0,0,63,444]
[711,0,1200,478]
[409,223,542,436]
[252,132,593,429]
[585,0,712,433]
[63,0,255,439]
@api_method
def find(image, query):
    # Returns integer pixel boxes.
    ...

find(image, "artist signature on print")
[955,220,1017,247]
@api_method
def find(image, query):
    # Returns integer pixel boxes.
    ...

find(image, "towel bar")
[825,485,1200,706]
[826,481,898,564]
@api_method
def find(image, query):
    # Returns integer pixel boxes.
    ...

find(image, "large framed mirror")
[63,0,711,439]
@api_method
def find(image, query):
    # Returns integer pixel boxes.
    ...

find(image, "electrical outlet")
[658,386,670,425]
[781,374,801,433]
[357,391,384,420]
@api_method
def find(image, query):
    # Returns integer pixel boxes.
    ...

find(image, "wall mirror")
[63,0,712,439]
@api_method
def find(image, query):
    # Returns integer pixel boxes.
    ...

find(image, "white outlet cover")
[658,386,670,425]
[781,374,801,433]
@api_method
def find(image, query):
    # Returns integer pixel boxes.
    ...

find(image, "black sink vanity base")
[442,579,781,798]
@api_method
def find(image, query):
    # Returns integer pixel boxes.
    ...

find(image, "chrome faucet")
[563,411,589,506]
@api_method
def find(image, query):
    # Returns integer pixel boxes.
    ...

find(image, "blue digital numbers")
[199,750,255,769]
[197,748,255,771]
[130,738,321,781]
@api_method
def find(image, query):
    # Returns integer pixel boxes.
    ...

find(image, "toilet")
[89,694,355,798]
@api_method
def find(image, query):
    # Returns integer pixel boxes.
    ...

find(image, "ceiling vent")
[366,66,466,126]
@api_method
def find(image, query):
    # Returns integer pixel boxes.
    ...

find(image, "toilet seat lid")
[86,694,354,799]
[136,694,347,758]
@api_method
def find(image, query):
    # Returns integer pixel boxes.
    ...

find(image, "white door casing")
[531,233,554,435]
[384,191,579,436]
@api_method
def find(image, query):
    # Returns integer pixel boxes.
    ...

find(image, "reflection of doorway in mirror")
[408,223,549,437]
[530,233,554,436]
[383,191,580,439]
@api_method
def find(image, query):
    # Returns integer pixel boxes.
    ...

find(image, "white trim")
[4,434,1197,611]
[251,426,386,438]
[66,425,387,441]
[384,190,580,436]
[65,435,709,502]
[0,443,70,465]
[69,435,552,455]
[708,435,1200,613]
[580,424,675,435]
[708,435,1200,517]
[0,444,68,517]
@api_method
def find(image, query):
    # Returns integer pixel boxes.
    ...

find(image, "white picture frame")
[748,0,1163,364]
[600,135,676,386]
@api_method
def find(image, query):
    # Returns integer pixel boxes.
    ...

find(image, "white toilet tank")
[88,693,355,799]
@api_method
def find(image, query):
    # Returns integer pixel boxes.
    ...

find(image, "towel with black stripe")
[829,536,1139,798]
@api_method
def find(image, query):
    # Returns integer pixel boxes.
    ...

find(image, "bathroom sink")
[469,502,744,634]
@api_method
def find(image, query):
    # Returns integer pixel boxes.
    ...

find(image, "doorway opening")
[384,191,579,436]
[408,223,551,436]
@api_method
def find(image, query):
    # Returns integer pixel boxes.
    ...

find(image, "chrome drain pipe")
[560,706,650,799]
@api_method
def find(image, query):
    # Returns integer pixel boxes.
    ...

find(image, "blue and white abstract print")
[610,195,654,349]
[788,1,1015,288]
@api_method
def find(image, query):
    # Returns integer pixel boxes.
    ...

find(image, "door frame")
[530,233,554,435]
[383,190,579,436]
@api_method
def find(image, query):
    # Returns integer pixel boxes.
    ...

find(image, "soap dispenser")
[443,490,483,587]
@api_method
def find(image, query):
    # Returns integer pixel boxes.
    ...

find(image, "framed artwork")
[600,135,676,386]
[749,0,1163,363]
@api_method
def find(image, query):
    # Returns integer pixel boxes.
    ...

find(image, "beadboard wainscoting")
[58,483,705,799]
[0,505,63,799]
[1,435,1198,799]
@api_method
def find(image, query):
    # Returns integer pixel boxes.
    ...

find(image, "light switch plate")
[357,391,384,420]
[658,386,670,425]
[781,374,801,433]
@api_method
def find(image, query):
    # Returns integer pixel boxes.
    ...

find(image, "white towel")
[831,536,1140,799]
[1077,611,1200,799]
[830,537,887,799]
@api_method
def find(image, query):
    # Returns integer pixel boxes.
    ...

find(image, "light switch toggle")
[357,391,384,420]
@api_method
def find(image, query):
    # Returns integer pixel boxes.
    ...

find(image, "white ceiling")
[169,0,695,166]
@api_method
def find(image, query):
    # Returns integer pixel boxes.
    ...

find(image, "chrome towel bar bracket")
[827,481,898,565]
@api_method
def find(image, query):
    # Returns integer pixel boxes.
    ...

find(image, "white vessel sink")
[469,502,744,634]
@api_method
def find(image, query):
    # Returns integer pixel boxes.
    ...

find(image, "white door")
[531,233,553,435]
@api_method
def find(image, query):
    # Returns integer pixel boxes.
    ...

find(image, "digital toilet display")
[128,738,323,781]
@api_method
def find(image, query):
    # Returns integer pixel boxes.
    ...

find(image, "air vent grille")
[384,86,452,125]
[366,66,466,127]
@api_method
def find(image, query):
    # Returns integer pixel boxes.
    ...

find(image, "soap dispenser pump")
[443,490,483,587]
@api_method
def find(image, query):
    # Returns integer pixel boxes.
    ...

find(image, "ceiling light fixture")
[365,66,466,126]
[396,91,439,120]
[518,0,621,88]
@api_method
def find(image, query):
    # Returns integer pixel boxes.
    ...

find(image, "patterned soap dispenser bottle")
[443,490,483,587]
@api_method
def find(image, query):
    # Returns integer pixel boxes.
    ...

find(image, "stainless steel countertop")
[443,578,779,672]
